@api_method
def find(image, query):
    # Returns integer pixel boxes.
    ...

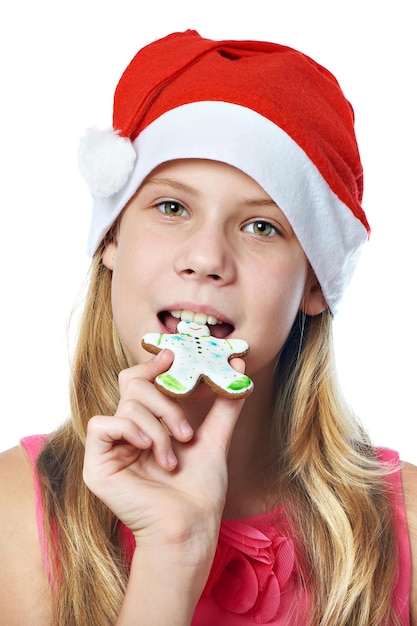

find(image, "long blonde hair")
[37,251,400,625]
[272,311,399,625]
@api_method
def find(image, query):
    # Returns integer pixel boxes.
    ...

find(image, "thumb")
[199,395,246,454]
[198,358,248,453]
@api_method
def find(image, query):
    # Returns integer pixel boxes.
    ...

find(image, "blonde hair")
[272,312,399,625]
[37,251,400,625]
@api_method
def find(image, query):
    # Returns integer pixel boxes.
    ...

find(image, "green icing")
[158,373,187,392]
[227,375,252,391]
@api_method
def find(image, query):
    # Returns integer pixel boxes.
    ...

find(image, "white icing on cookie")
[142,320,254,398]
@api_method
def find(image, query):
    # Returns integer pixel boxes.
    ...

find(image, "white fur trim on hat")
[78,127,136,197]
[86,101,367,314]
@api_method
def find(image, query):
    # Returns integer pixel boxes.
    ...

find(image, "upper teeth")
[171,309,220,325]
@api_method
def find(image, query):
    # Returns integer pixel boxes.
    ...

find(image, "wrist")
[134,529,218,573]
[132,511,220,568]
[117,538,216,626]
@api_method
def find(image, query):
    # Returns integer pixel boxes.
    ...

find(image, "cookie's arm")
[224,338,249,357]
[142,333,166,354]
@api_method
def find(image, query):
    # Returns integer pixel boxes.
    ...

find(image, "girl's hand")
[83,349,245,559]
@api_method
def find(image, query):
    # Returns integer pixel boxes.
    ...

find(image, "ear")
[101,239,118,271]
[301,275,328,316]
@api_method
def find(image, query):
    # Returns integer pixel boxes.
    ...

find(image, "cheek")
[254,257,308,316]
[109,254,145,339]
[245,262,308,364]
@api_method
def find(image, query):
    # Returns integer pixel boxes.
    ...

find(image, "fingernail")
[167,448,177,467]
[139,429,151,443]
[179,421,193,437]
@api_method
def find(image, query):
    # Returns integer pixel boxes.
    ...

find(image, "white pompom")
[77,127,136,197]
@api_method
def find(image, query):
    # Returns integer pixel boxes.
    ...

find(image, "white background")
[0,1,415,461]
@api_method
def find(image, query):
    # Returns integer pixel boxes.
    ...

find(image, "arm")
[0,446,53,625]
[401,461,417,625]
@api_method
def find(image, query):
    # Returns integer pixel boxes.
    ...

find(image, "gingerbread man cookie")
[142,320,254,398]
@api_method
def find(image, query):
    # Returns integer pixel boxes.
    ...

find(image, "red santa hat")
[78,30,369,313]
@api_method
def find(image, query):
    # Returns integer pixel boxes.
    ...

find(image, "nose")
[174,224,236,284]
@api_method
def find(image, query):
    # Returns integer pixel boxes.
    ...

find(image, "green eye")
[245,221,277,237]
[158,201,187,216]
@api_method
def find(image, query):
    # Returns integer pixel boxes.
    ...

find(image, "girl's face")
[103,159,325,382]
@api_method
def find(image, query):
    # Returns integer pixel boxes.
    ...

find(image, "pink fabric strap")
[378,447,411,624]
[20,434,51,581]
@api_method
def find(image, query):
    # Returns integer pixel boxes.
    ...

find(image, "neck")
[180,368,279,519]
[225,376,278,518]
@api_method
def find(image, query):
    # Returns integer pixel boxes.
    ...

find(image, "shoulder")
[0,445,53,625]
[401,461,417,514]
[401,461,417,542]
[0,445,35,538]
[401,462,417,625]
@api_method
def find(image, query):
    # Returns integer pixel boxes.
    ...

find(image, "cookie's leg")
[203,361,253,397]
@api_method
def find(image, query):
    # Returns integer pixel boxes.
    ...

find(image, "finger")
[229,357,246,375]
[117,369,194,444]
[84,415,153,466]
[118,349,175,391]
[114,399,182,471]
[86,411,179,474]
[199,395,245,452]
[198,358,247,453]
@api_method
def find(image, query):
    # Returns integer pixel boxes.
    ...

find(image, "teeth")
[170,309,220,325]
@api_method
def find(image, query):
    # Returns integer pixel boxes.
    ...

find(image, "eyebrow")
[243,197,280,209]
[141,176,199,196]
[141,176,280,209]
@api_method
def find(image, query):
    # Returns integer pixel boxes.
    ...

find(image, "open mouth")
[158,309,234,339]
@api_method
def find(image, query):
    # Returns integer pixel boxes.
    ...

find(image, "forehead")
[140,158,274,201]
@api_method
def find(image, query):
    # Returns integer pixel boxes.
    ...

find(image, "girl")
[1,30,416,625]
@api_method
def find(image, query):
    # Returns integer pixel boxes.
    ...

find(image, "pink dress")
[21,435,411,624]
